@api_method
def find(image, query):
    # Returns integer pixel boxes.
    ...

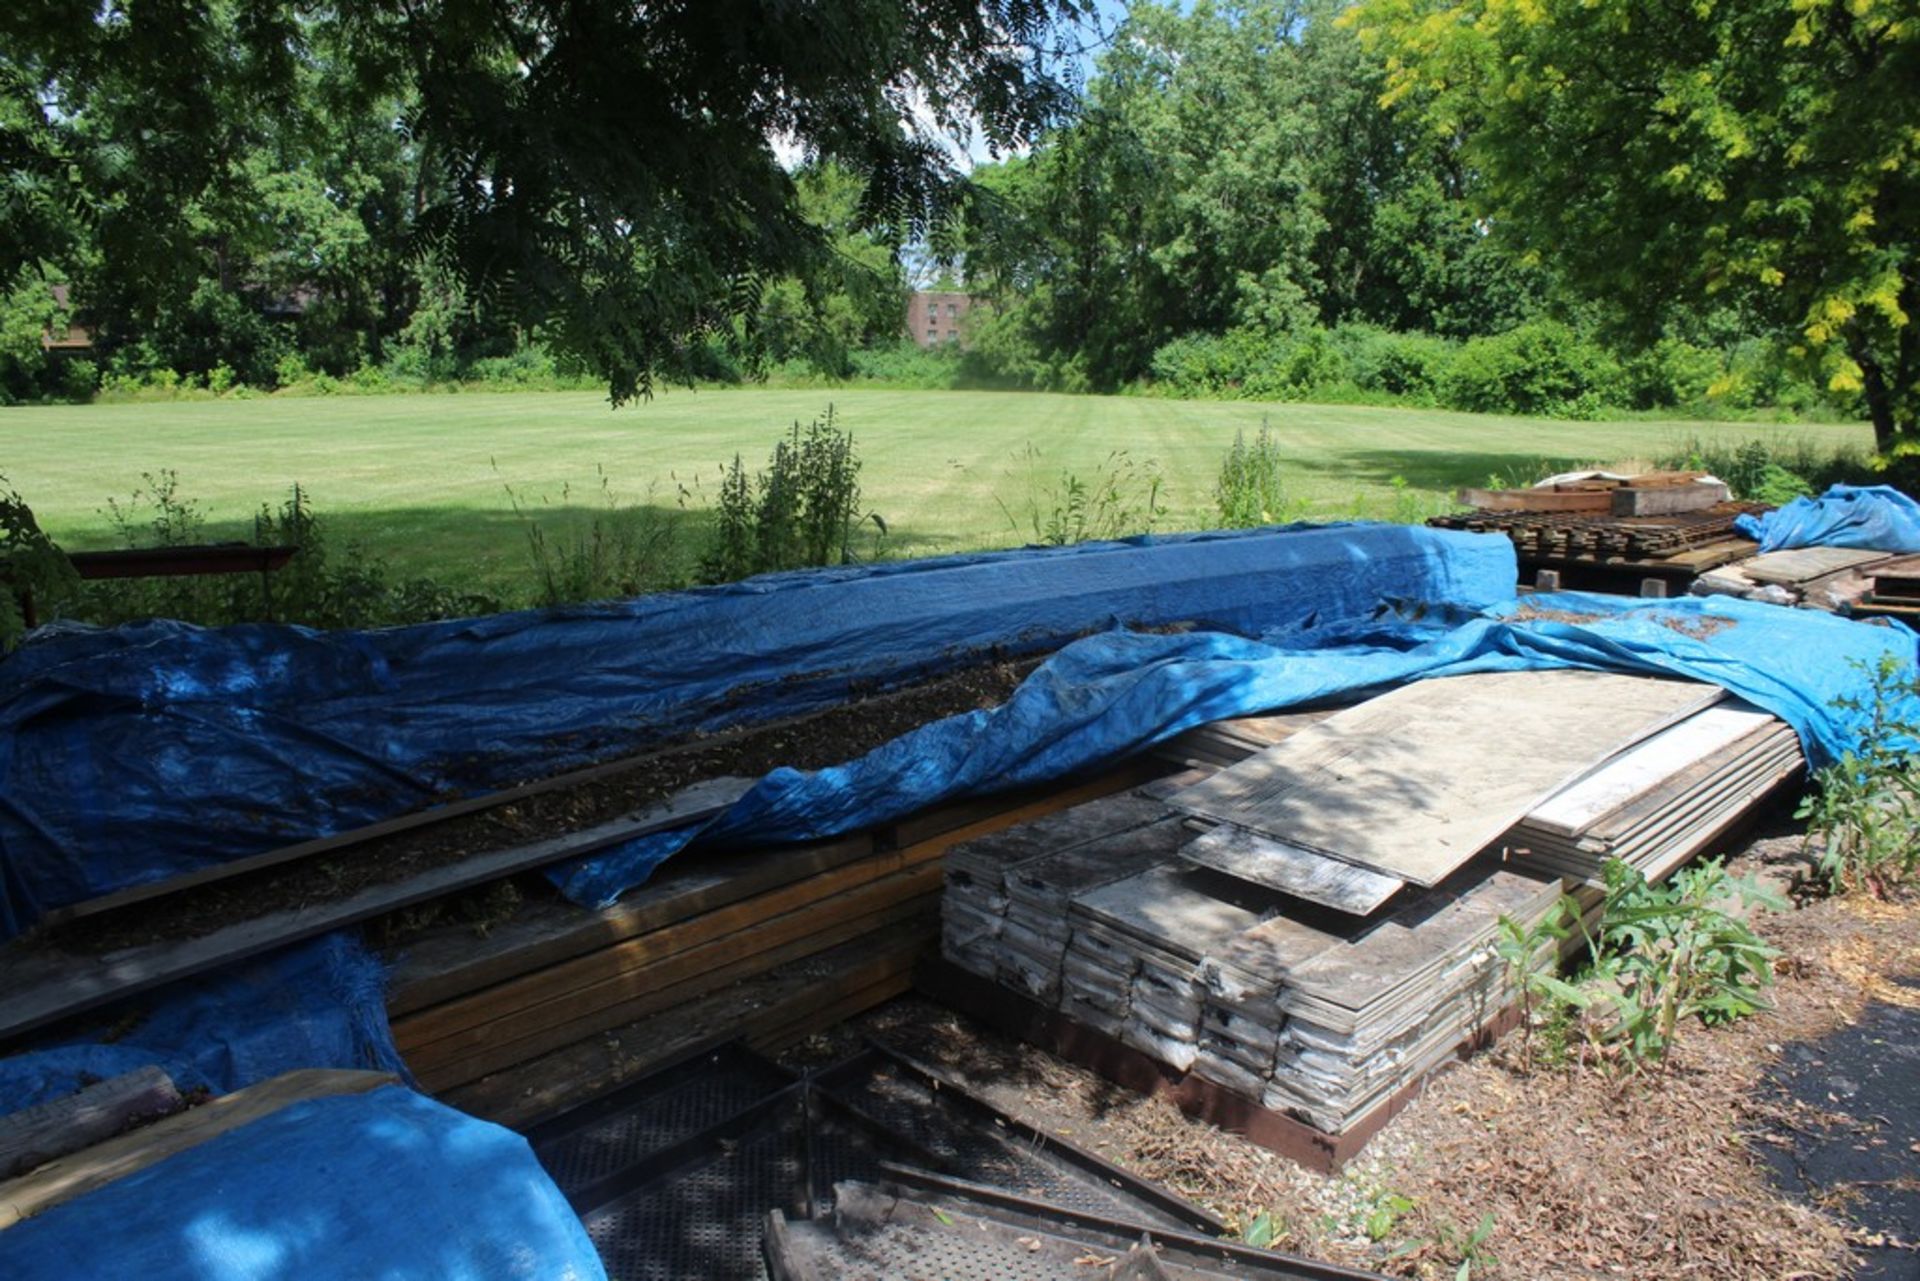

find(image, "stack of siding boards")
[1506,702,1803,886]
[943,669,1805,1140]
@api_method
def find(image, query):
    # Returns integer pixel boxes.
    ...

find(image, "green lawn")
[1,388,1873,595]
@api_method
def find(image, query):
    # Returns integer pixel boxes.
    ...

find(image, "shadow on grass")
[51,499,994,607]
[1283,447,1606,494]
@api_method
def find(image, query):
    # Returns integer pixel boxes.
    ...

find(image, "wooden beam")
[0,778,748,1043]
[400,867,943,1087]
[0,1068,182,1180]
[0,1070,394,1229]
[442,920,933,1129]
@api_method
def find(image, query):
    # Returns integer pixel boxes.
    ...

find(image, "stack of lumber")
[1507,702,1803,885]
[1454,471,1730,518]
[393,765,1160,1106]
[1431,474,1765,591]
[941,669,1802,1145]
[1692,545,1899,613]
[1856,554,1920,620]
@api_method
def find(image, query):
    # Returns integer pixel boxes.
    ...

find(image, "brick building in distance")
[906,290,971,348]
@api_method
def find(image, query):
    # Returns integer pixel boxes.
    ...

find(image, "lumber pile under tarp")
[390,763,1163,1120]
[941,672,1804,1154]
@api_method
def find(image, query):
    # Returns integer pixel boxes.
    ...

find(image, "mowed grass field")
[1,388,1873,594]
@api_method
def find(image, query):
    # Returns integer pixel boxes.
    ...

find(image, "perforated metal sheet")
[535,1050,790,1196]
[820,1058,1198,1230]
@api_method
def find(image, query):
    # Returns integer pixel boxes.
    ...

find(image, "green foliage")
[1581,859,1784,1070]
[1795,655,1920,899]
[3,0,1085,404]
[1493,896,1591,1071]
[1441,321,1621,419]
[502,469,696,607]
[696,407,881,584]
[1656,436,1872,502]
[0,476,79,652]
[70,473,495,630]
[1215,424,1294,527]
[996,444,1166,546]
[1350,0,1920,449]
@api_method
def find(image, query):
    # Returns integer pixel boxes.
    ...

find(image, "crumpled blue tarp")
[0,932,408,1116]
[0,1083,606,1281]
[1735,483,1920,554]
[551,592,1920,907]
[0,524,1514,937]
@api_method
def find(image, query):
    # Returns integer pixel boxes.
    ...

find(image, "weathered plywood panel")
[1180,824,1405,915]
[1167,670,1723,886]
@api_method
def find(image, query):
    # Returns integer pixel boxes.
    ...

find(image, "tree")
[1348,0,1920,450]
[1,0,1089,402]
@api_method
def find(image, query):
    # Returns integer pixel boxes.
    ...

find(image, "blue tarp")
[0,1084,607,1281]
[0,524,1514,937]
[553,592,1920,906]
[0,932,408,1116]
[1735,483,1920,554]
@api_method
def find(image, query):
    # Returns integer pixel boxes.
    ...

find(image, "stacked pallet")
[940,670,1804,1148]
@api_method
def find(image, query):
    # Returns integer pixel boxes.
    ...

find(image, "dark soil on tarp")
[42,658,1034,955]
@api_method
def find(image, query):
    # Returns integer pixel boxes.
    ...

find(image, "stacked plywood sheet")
[1692,545,1899,613]
[941,670,1802,1145]
[1506,702,1802,885]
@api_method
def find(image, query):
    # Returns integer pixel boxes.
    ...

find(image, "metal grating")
[822,1061,1172,1224]
[528,1042,1223,1280]
[583,1114,803,1281]
[535,1051,789,1196]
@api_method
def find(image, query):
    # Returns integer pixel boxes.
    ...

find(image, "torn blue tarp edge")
[1733,483,1920,554]
[548,591,1920,907]
[0,522,1517,936]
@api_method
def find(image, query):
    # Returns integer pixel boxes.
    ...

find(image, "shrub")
[0,476,79,651]
[1332,324,1455,403]
[697,406,882,583]
[1215,423,1293,527]
[1441,320,1622,418]
[1796,656,1920,898]
[504,468,695,606]
[1580,858,1783,1069]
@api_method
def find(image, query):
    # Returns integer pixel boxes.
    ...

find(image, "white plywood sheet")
[1165,670,1724,886]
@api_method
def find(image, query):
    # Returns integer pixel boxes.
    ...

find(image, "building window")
[927,329,938,341]
[947,303,958,317]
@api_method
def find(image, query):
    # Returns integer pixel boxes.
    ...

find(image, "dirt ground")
[802,820,1920,1280]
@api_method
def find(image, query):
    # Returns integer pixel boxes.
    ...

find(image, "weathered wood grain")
[1166,670,1723,886]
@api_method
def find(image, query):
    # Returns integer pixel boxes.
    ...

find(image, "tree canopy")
[1,0,1089,401]
[1348,0,1920,448]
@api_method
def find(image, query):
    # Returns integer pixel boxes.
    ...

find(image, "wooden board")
[0,777,750,1041]
[399,863,942,1086]
[1179,824,1405,915]
[1458,488,1613,513]
[0,1068,181,1180]
[442,918,931,1128]
[1742,546,1893,586]
[1166,670,1724,886]
[1610,482,1729,517]
[0,1069,393,1229]
[1523,702,1779,837]
[391,762,1159,1016]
